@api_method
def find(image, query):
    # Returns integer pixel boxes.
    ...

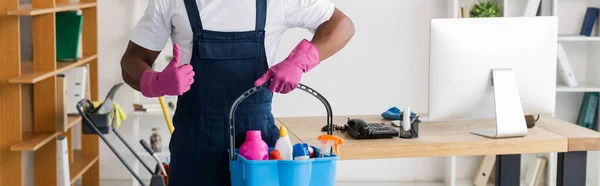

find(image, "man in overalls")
[120,0,354,185]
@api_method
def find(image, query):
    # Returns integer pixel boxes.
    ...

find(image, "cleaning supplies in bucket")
[241,128,341,161]
[274,126,293,160]
[239,130,269,160]
[317,135,344,157]
[293,143,311,160]
[270,150,284,160]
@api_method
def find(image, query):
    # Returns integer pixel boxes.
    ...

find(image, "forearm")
[120,41,159,91]
[311,8,355,61]
[121,57,151,91]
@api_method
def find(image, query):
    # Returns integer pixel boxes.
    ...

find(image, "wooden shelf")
[11,116,82,151]
[1,0,100,184]
[69,151,99,185]
[132,110,175,116]
[558,35,600,42]
[11,132,61,151]
[9,54,97,84]
[6,2,97,16]
[135,150,170,157]
[67,115,82,130]
[556,84,600,92]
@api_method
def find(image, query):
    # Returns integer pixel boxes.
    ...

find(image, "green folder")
[56,11,83,62]
[577,92,598,130]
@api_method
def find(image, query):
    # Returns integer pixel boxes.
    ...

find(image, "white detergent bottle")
[274,126,293,160]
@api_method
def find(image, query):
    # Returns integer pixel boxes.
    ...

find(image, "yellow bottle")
[274,126,293,160]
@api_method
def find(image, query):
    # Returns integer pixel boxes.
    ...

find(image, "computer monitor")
[428,16,558,138]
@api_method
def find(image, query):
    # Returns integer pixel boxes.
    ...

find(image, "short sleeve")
[129,0,171,51]
[282,0,335,33]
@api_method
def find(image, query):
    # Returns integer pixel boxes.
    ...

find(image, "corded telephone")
[344,118,399,139]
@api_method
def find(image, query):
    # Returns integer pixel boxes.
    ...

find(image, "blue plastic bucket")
[228,83,339,186]
[229,148,339,186]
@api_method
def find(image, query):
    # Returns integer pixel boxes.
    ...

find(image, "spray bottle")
[317,135,344,157]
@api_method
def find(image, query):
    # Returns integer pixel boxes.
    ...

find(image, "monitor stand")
[471,68,528,138]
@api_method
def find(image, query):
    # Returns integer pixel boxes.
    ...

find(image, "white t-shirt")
[130,0,335,67]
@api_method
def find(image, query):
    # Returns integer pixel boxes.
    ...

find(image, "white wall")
[95,0,585,184]
[96,0,147,180]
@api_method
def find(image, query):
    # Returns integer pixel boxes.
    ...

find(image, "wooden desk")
[536,117,600,186]
[278,115,568,160]
[536,117,600,151]
[277,115,570,186]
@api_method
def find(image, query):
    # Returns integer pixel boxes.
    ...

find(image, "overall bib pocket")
[198,40,260,60]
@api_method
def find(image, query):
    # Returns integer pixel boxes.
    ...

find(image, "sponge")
[381,106,416,120]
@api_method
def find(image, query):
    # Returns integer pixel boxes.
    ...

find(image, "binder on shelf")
[56,11,83,62]
[580,7,599,36]
[577,92,599,130]
[56,75,68,132]
[534,157,547,186]
[57,137,70,186]
[522,156,547,186]
[540,0,553,16]
[557,43,578,87]
[61,66,88,115]
[461,7,470,18]
[473,155,495,186]
[524,0,542,17]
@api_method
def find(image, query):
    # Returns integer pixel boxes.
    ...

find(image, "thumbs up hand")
[140,44,195,97]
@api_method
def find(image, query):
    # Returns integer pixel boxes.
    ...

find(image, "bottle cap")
[270,150,283,160]
[246,130,262,140]
[279,126,288,137]
[292,143,309,160]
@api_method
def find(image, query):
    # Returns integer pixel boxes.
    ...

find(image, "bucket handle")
[229,83,333,161]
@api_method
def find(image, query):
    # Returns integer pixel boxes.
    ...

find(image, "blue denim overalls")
[168,0,280,185]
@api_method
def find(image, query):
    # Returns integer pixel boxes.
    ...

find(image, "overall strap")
[183,0,203,36]
[255,0,267,31]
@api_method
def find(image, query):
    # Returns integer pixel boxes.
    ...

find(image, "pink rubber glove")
[140,44,195,97]
[254,39,320,94]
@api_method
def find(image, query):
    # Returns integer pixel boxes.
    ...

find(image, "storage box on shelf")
[0,0,100,186]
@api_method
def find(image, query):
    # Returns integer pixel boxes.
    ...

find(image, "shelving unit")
[0,0,100,186]
[559,35,600,42]
[10,54,98,84]
[557,84,600,92]
[69,150,100,185]
[129,92,176,185]
[132,110,175,116]
[444,0,600,186]
[7,1,97,16]
[11,116,81,151]
[553,0,600,185]
[554,0,600,94]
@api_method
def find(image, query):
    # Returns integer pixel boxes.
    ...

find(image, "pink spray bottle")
[239,130,269,160]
